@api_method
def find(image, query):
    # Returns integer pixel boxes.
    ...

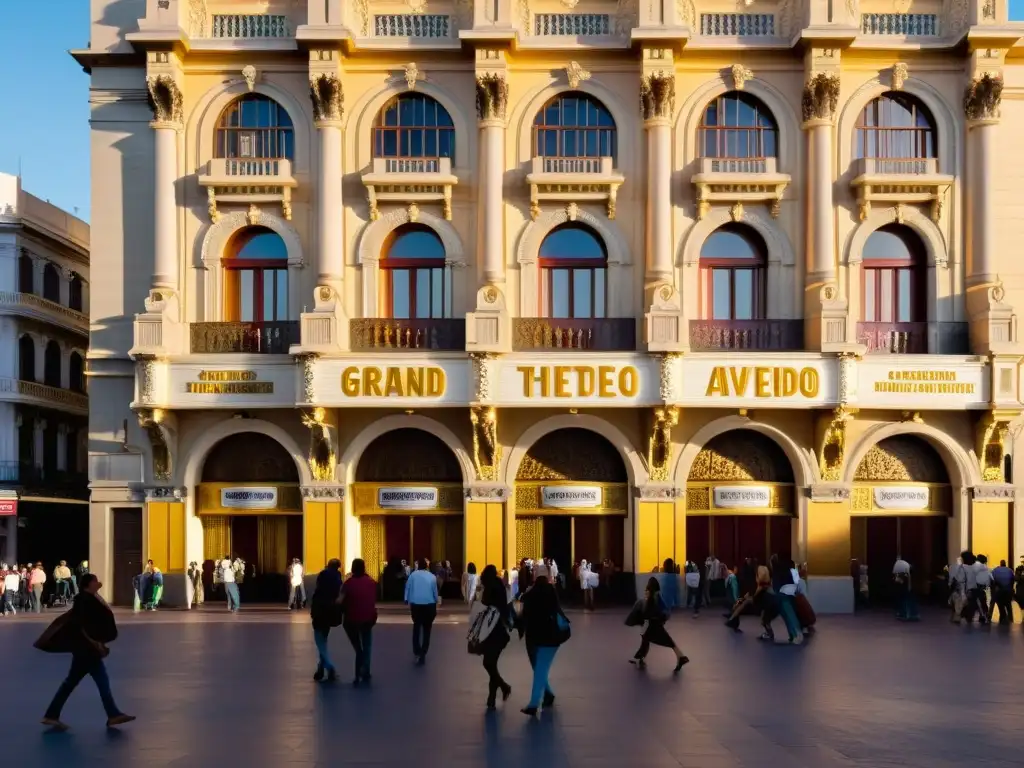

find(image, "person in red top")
[340,559,378,686]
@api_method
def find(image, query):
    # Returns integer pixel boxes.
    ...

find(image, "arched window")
[18,254,34,293]
[18,336,35,382]
[855,93,936,162]
[699,225,767,320]
[381,225,450,319]
[533,93,617,162]
[698,92,778,161]
[862,225,926,324]
[69,275,83,312]
[43,263,60,303]
[69,352,85,393]
[44,341,62,388]
[373,94,455,164]
[538,225,607,319]
[223,227,289,322]
[215,95,294,160]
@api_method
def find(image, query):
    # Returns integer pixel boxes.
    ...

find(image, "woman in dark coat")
[309,559,344,682]
[476,564,512,709]
[517,575,568,716]
[40,574,134,730]
[630,577,688,672]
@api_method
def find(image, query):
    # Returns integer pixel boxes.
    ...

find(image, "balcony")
[692,156,791,221]
[373,14,452,38]
[361,157,458,222]
[209,14,290,38]
[198,158,297,222]
[850,157,953,222]
[0,460,88,497]
[0,378,88,414]
[533,13,613,36]
[861,13,939,36]
[857,322,970,355]
[190,321,299,354]
[526,156,625,221]
[699,13,776,37]
[350,319,466,351]
[0,291,88,334]
[513,319,636,351]
[689,320,803,351]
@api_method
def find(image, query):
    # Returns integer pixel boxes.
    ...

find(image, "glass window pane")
[594,269,606,318]
[734,270,754,320]
[879,270,894,322]
[383,132,397,156]
[432,268,444,318]
[415,270,431,319]
[897,269,912,323]
[239,270,254,322]
[391,270,410,319]
[701,228,763,260]
[712,270,731,320]
[864,270,876,322]
[276,270,288,320]
[540,226,605,260]
[388,229,445,259]
[573,270,592,318]
[262,272,274,320]
[864,227,917,261]
[235,231,287,260]
[551,269,570,318]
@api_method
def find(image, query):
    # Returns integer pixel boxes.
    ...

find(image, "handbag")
[624,599,645,627]
[554,610,571,644]
[34,611,74,654]
[467,604,501,655]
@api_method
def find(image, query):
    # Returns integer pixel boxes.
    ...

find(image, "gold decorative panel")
[516,517,543,562]
[202,515,231,562]
[196,483,302,516]
[514,482,628,515]
[351,483,463,515]
[356,428,462,482]
[685,483,793,514]
[516,428,628,482]
[361,516,386,580]
[851,483,951,515]
[687,430,794,483]
[686,486,711,511]
[853,436,948,483]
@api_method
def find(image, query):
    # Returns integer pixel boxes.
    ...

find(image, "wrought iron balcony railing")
[689,320,803,351]
[350,319,466,351]
[513,318,636,351]
[189,321,299,354]
[210,14,290,38]
[857,322,969,355]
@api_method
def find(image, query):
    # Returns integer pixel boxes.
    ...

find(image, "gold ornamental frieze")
[351,483,463,516]
[684,482,793,515]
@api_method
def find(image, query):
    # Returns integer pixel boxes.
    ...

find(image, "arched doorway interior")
[685,429,795,574]
[851,435,950,604]
[198,432,302,602]
[515,428,628,600]
[354,428,463,599]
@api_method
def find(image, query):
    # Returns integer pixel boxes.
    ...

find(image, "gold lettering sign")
[340,366,447,397]
[874,370,976,395]
[186,370,273,394]
[517,365,640,399]
[705,366,820,399]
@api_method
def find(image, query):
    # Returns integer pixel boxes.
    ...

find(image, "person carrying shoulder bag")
[518,575,569,716]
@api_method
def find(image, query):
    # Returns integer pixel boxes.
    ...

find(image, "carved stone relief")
[301,407,337,482]
[138,408,172,482]
[470,406,500,481]
[802,73,840,123]
[647,406,679,482]
[891,62,908,91]
[687,431,794,483]
[146,75,183,124]
[730,64,753,91]
[640,73,675,121]
[853,435,947,483]
[476,74,509,120]
[310,74,344,123]
[819,407,854,482]
[565,61,591,89]
[964,74,1003,122]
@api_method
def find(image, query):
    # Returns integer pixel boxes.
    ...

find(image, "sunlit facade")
[76,0,1024,610]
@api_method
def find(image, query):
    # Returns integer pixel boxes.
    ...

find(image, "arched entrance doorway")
[197,432,302,603]
[685,429,795,571]
[852,435,950,605]
[515,428,628,596]
[354,428,464,600]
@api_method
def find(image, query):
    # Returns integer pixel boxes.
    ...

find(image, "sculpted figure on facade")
[565,61,591,89]
[138,408,173,482]
[819,407,854,482]
[146,75,183,124]
[310,73,344,123]
[647,406,679,482]
[977,412,1013,482]
[801,72,840,122]
[470,406,500,481]
[476,74,509,121]
[302,407,337,482]
[891,62,908,91]
[640,73,675,121]
[729,64,753,91]
[964,73,1003,122]
[188,0,208,38]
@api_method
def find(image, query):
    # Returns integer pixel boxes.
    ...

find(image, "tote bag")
[34,611,75,654]
[467,603,501,655]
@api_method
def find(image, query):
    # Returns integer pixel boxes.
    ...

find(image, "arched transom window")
[216,95,294,160]
[373,93,455,164]
[223,227,289,323]
[855,93,936,164]
[698,92,778,163]
[533,93,617,162]
[381,225,450,319]
[538,224,608,319]
[699,225,767,320]
[862,225,926,325]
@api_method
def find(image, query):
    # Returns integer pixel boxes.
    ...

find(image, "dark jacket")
[69,592,118,657]
[341,574,377,625]
[641,593,669,623]
[310,568,343,631]
[518,581,563,648]
[771,559,794,593]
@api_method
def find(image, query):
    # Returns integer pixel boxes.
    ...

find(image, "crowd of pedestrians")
[0,560,88,614]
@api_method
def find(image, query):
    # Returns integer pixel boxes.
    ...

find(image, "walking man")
[30,562,46,613]
[221,555,240,612]
[991,559,1015,625]
[40,574,135,730]
[404,558,439,665]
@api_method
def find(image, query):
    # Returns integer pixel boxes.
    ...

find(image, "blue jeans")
[1,591,14,614]
[313,628,335,672]
[527,645,558,708]
[344,622,374,679]
[225,583,240,611]
[44,654,122,720]
[778,594,800,639]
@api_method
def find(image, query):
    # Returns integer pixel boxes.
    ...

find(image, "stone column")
[802,72,839,289]
[965,74,1002,288]
[146,75,183,293]
[476,74,508,285]
[310,74,345,286]
[641,73,675,283]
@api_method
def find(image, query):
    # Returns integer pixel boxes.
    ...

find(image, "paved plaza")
[2,607,1023,767]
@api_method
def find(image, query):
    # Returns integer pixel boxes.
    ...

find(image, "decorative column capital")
[146,75,183,127]
[801,72,840,126]
[310,73,344,125]
[640,73,674,123]
[476,74,509,122]
[965,73,1003,125]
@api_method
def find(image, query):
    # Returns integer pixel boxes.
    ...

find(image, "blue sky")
[1,2,1024,224]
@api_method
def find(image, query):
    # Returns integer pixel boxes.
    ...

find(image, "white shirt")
[221,559,235,583]
[975,564,992,588]
[3,573,19,591]
[964,562,979,590]
[549,561,559,580]
[892,559,911,575]
[290,564,303,587]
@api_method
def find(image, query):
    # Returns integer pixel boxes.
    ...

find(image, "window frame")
[698,92,779,161]
[854,92,937,162]
[861,225,927,324]
[538,224,609,319]
[698,225,768,321]
[215,94,295,161]
[532,93,618,162]
[380,225,450,320]
[372,93,456,164]
[223,228,290,323]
